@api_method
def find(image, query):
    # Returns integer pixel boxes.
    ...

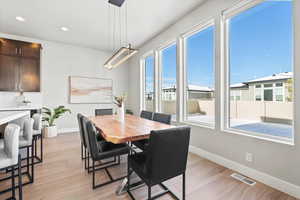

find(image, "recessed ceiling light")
[16,16,25,22]
[60,27,69,32]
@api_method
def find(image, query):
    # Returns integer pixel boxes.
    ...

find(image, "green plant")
[42,106,71,127]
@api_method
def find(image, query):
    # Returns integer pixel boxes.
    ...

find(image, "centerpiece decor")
[42,106,71,138]
[114,94,126,122]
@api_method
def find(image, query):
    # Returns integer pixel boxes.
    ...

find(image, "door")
[19,58,40,92]
[0,54,20,91]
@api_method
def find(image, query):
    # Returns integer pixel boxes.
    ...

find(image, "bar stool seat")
[0,149,16,169]
[19,136,32,147]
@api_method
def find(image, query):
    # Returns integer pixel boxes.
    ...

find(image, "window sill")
[223,128,294,146]
[181,121,215,130]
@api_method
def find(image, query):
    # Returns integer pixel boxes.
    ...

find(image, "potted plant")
[114,94,126,122]
[42,106,71,138]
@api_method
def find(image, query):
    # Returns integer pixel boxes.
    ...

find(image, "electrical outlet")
[245,152,253,162]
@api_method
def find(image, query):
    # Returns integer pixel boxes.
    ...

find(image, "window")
[160,43,177,120]
[225,0,294,141]
[255,85,262,101]
[143,55,155,112]
[183,23,215,126]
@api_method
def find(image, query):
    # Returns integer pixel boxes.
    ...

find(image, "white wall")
[128,0,300,196]
[0,33,129,131]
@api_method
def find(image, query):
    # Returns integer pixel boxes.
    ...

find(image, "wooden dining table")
[89,114,174,195]
[89,114,174,144]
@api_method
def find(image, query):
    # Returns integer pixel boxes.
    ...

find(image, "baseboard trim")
[58,128,79,134]
[189,145,300,199]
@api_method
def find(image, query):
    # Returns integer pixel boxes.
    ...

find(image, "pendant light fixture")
[104,0,138,70]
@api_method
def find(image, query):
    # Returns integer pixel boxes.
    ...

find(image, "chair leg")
[183,172,185,200]
[87,152,90,172]
[92,160,95,189]
[11,165,15,199]
[31,145,34,183]
[27,146,30,177]
[34,138,37,159]
[148,186,151,200]
[81,143,83,160]
[18,155,23,200]
[40,135,43,162]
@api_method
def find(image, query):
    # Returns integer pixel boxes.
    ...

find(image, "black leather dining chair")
[95,109,113,116]
[82,117,130,189]
[132,111,154,151]
[127,126,190,200]
[134,112,172,151]
[153,112,172,125]
[140,110,153,120]
[77,113,109,173]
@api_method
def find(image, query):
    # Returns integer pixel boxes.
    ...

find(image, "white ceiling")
[0,0,206,51]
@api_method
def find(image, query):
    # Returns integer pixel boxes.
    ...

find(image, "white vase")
[117,103,125,122]
[44,126,58,138]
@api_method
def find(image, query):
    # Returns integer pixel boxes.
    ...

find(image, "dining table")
[89,114,174,195]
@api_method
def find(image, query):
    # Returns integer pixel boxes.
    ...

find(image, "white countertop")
[0,111,30,125]
[0,105,42,111]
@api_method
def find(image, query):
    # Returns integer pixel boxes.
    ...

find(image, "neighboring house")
[161,85,214,101]
[230,72,293,102]
[150,72,293,102]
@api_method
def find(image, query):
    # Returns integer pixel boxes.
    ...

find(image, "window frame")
[157,40,178,121]
[140,50,155,113]
[180,19,216,128]
[222,0,295,144]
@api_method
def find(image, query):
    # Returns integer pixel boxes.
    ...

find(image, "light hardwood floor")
[0,133,297,200]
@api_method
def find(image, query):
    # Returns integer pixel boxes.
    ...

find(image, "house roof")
[230,83,248,89]
[162,84,213,92]
[245,72,292,84]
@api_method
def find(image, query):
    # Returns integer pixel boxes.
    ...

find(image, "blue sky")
[146,0,293,89]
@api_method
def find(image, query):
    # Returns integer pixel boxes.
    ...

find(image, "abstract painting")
[69,76,113,104]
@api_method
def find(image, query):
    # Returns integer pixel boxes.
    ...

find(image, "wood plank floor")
[0,133,297,200]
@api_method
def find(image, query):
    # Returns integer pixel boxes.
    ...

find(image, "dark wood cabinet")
[0,38,41,92]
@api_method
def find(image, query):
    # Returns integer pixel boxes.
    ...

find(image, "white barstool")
[18,118,35,184]
[0,124,23,200]
[32,113,43,164]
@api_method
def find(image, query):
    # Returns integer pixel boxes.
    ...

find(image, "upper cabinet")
[0,38,41,92]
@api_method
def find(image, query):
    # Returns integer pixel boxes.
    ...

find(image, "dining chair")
[153,112,172,125]
[82,117,129,189]
[95,109,113,116]
[140,110,153,120]
[0,124,23,200]
[132,111,154,151]
[127,126,191,200]
[77,113,106,172]
[32,113,43,164]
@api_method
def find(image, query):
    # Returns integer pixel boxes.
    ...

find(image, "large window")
[184,23,215,126]
[225,0,294,141]
[160,44,177,120]
[144,55,155,112]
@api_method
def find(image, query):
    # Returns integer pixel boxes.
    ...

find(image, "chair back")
[140,110,153,120]
[32,113,42,131]
[4,124,20,166]
[153,113,171,125]
[147,126,190,184]
[77,113,86,148]
[22,118,34,144]
[82,117,99,160]
[95,109,113,116]
[11,115,30,135]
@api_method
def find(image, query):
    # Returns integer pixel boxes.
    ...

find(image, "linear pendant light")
[104,0,138,70]
[104,44,138,69]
